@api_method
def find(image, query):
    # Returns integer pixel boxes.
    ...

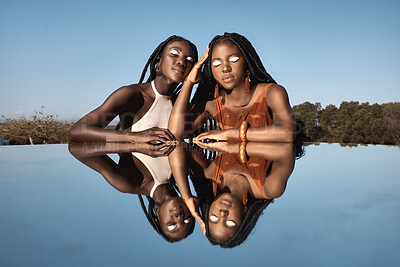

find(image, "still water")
[0,143,399,267]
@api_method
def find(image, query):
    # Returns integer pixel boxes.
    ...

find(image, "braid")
[189,167,273,248]
[139,35,198,84]
[221,198,273,248]
[202,193,273,248]
[116,35,198,130]
[192,32,276,105]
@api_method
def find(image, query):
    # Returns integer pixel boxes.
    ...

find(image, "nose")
[176,57,187,68]
[222,63,231,73]
[174,211,184,219]
[219,209,229,217]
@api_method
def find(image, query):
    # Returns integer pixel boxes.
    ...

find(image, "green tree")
[293,102,323,141]
[320,104,338,142]
[383,102,400,145]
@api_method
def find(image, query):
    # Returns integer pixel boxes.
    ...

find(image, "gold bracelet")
[239,141,248,164]
[239,121,249,142]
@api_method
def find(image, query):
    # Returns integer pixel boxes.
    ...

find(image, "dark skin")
[69,41,195,144]
[168,41,295,142]
[68,142,194,240]
[168,141,295,240]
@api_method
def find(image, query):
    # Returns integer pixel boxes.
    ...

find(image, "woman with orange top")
[167,32,297,246]
[168,32,295,143]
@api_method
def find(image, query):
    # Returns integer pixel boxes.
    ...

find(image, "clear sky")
[1,0,399,120]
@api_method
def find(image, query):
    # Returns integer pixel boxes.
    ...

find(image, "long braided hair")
[138,193,195,243]
[204,195,273,248]
[192,32,276,104]
[116,35,198,130]
[132,36,197,241]
[188,158,274,248]
[139,35,198,101]
[189,170,273,248]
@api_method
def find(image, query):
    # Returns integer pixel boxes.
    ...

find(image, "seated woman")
[69,142,195,242]
[169,32,295,143]
[168,141,295,247]
[68,36,198,241]
[69,35,198,144]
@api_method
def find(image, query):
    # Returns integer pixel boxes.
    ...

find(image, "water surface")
[0,143,399,266]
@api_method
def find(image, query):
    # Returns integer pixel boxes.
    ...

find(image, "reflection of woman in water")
[69,142,194,242]
[168,142,295,247]
[169,32,295,143]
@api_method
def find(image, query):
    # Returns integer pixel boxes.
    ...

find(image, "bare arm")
[247,142,295,199]
[193,84,295,143]
[68,142,143,193]
[168,48,209,140]
[69,85,175,143]
[247,85,295,142]
[168,142,206,233]
[194,141,294,161]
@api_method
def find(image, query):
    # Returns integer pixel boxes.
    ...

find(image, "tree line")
[1,102,399,145]
[293,101,400,145]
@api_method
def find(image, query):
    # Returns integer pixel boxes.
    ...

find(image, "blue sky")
[1,0,399,120]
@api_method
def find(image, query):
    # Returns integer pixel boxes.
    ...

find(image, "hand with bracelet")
[193,120,249,144]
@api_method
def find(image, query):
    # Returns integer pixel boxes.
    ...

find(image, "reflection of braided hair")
[205,195,273,248]
[138,193,195,243]
[294,119,308,159]
[189,171,273,248]
[192,32,276,104]
[138,195,172,242]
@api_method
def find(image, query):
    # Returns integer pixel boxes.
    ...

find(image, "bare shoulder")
[111,83,145,99]
[97,83,148,115]
[106,83,148,104]
[265,84,290,108]
[266,83,288,97]
[205,99,216,115]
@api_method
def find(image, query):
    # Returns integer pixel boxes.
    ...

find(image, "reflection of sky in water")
[0,144,399,266]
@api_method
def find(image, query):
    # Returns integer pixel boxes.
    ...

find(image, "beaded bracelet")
[239,141,248,164]
[239,121,249,142]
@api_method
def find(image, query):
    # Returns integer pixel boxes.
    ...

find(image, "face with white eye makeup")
[208,192,245,242]
[158,197,194,240]
[211,40,248,91]
[158,41,195,84]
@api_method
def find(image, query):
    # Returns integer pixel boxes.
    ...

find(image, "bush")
[0,108,73,145]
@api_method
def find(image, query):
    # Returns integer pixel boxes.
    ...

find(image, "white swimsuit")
[131,81,173,198]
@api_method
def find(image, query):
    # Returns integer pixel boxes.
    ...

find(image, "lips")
[172,67,185,75]
[222,74,234,82]
[220,199,232,208]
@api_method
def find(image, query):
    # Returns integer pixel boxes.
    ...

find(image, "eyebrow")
[169,47,194,59]
[169,46,182,51]
[212,53,241,61]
